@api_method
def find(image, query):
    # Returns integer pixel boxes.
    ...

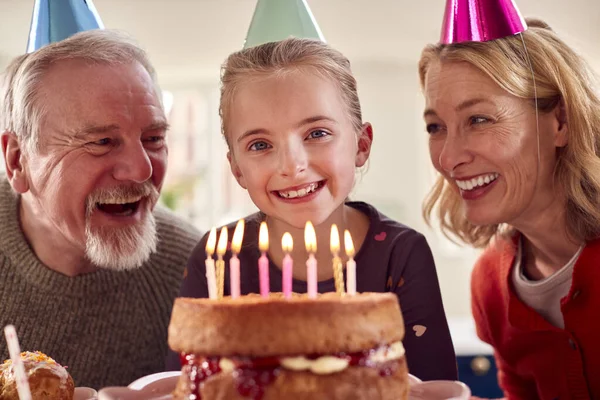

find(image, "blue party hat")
[27,0,104,53]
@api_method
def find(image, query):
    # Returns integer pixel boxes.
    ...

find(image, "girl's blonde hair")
[419,18,600,248]
[219,38,363,148]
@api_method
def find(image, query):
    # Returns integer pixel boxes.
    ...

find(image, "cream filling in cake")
[216,341,405,375]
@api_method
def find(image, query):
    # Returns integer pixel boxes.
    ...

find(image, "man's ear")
[553,99,568,148]
[1,131,29,193]
[227,151,246,189]
[355,122,373,168]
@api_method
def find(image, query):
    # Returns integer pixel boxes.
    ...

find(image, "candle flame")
[330,224,340,254]
[231,219,245,254]
[259,221,269,252]
[282,232,293,253]
[344,230,355,258]
[217,226,228,256]
[205,227,217,256]
[304,221,316,253]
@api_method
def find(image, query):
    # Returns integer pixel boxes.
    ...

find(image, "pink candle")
[306,254,317,298]
[281,232,293,299]
[304,221,317,299]
[258,222,270,298]
[230,254,241,299]
[230,219,245,299]
[259,253,270,297]
[344,230,357,296]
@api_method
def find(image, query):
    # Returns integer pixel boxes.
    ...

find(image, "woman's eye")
[470,116,489,125]
[249,141,271,151]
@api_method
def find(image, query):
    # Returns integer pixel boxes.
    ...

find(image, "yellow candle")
[330,224,345,295]
[216,226,228,299]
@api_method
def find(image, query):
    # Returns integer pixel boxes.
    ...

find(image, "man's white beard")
[85,213,157,271]
[84,183,159,271]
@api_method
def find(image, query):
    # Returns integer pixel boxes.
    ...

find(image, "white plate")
[97,371,469,400]
[409,380,471,400]
[98,371,179,400]
[128,371,181,391]
[74,387,98,400]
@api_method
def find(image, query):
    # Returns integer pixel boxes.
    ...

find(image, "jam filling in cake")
[179,341,405,400]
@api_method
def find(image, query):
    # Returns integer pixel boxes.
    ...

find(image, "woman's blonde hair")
[419,18,600,247]
[219,38,363,148]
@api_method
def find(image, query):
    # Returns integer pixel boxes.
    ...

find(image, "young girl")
[167,38,457,381]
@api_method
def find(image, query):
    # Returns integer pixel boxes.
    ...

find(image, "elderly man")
[0,30,201,389]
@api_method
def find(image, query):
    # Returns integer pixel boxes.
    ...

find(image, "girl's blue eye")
[249,141,270,151]
[308,130,330,139]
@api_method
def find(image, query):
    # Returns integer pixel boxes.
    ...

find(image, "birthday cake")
[0,351,74,400]
[168,292,409,400]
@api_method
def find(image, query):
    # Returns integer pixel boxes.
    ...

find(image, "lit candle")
[258,221,270,298]
[330,224,345,295]
[305,221,317,298]
[230,219,245,299]
[216,226,228,299]
[282,232,293,299]
[344,230,356,296]
[205,227,218,299]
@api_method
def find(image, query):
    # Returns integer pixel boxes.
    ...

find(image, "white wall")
[351,60,481,318]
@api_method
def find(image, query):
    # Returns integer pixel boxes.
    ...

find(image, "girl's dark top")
[166,201,457,381]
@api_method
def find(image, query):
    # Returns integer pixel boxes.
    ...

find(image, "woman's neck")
[265,203,370,281]
[513,196,583,280]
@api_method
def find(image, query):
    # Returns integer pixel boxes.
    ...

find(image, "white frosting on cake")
[1,351,70,389]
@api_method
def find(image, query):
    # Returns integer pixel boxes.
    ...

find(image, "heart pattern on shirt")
[386,276,406,290]
[413,325,427,337]
[374,231,387,241]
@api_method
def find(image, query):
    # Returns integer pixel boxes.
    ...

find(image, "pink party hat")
[440,0,527,44]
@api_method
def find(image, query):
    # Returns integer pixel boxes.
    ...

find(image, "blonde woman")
[420,18,600,399]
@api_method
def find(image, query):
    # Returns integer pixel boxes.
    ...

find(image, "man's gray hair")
[0,29,161,153]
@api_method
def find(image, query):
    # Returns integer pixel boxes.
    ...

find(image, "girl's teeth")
[456,173,498,191]
[278,183,319,199]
